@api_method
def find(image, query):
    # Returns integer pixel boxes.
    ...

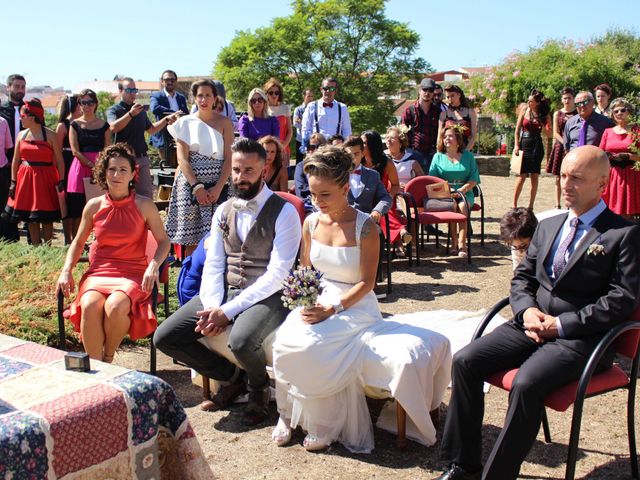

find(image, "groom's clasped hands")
[195,308,230,336]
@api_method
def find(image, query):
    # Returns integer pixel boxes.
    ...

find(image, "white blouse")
[167,115,224,159]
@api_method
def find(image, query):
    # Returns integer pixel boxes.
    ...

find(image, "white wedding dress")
[273,211,386,453]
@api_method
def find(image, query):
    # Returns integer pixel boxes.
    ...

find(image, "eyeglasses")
[162,78,176,82]
[307,144,319,151]
[613,108,629,114]
[575,100,591,107]
[250,97,265,104]
[123,88,139,94]
[79,100,96,106]
[421,88,434,93]
[267,90,280,96]
[510,244,529,252]
[321,86,337,92]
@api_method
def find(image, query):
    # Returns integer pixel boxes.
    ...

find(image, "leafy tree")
[214,0,429,133]
[466,29,640,121]
[96,91,116,120]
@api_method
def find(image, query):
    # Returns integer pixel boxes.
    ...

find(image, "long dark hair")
[529,89,551,117]
[362,130,388,176]
[57,94,79,124]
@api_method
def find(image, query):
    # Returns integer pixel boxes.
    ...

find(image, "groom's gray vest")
[222,193,286,290]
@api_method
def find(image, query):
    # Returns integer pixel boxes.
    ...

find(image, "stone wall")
[475,155,510,177]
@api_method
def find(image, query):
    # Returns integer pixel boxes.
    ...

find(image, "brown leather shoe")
[200,376,247,412]
[242,388,270,426]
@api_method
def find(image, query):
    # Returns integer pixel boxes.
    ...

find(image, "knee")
[510,372,542,399]
[228,331,257,356]
[80,293,105,316]
[104,295,131,319]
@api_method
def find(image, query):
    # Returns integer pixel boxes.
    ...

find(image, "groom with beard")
[155,137,302,426]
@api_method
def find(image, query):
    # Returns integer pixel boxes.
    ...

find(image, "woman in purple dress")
[238,88,280,141]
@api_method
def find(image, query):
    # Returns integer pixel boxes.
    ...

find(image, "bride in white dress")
[272,146,383,453]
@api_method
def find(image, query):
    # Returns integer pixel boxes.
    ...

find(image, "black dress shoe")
[433,464,481,480]
[242,388,270,426]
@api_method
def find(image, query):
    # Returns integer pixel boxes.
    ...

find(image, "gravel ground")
[112,174,639,480]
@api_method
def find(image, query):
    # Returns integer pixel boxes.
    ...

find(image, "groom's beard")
[232,176,263,200]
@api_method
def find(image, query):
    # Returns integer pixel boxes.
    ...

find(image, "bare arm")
[56,198,100,296]
[103,124,112,148]
[55,122,68,151]
[299,217,313,267]
[282,115,293,148]
[46,128,65,179]
[412,160,424,178]
[513,109,525,154]
[207,116,234,204]
[278,166,289,192]
[386,160,400,198]
[11,136,21,181]
[137,197,171,292]
[552,111,563,143]
[69,125,92,168]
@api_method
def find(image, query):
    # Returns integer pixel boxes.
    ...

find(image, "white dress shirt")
[301,100,352,143]
[349,170,364,199]
[14,105,21,141]
[199,185,302,319]
[163,89,179,111]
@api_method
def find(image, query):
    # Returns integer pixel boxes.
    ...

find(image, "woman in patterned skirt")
[165,79,234,256]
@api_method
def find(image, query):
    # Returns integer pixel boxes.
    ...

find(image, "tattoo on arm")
[361,219,373,239]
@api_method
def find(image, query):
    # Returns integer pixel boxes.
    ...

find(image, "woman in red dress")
[599,98,640,220]
[546,87,577,208]
[57,143,170,363]
[3,99,64,245]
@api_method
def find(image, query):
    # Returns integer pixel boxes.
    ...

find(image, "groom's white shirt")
[199,185,302,318]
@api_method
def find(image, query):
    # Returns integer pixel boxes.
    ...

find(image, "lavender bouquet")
[281,266,324,310]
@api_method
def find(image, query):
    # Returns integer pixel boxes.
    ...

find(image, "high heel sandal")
[303,433,329,451]
[271,418,292,447]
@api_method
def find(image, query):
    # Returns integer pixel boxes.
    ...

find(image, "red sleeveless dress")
[4,131,60,222]
[68,192,156,340]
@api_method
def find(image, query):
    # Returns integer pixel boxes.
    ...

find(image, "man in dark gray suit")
[343,136,391,221]
[436,145,640,480]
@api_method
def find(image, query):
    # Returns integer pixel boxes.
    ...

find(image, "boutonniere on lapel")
[217,215,230,239]
[587,243,605,256]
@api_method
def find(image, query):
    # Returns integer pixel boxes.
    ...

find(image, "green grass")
[0,241,178,349]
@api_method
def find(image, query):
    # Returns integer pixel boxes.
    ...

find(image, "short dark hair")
[161,69,177,80]
[232,137,266,162]
[7,74,25,86]
[78,89,98,112]
[329,134,344,144]
[117,77,135,91]
[322,77,339,88]
[561,87,575,97]
[344,135,364,149]
[499,207,538,245]
[94,143,137,190]
[594,83,612,96]
[434,83,443,91]
[190,79,217,99]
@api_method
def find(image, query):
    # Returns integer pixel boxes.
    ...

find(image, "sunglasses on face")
[79,100,96,106]
[321,86,337,92]
[162,78,176,82]
[267,90,280,96]
[613,108,629,114]
[575,100,591,107]
[250,98,265,104]
[123,88,139,94]
[421,88,434,93]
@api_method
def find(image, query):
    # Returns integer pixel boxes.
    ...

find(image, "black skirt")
[520,133,544,174]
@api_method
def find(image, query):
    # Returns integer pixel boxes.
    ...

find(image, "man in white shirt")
[154,138,301,426]
[301,77,351,153]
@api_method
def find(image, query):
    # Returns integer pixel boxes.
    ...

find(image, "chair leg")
[480,204,485,247]
[396,401,407,448]
[163,281,170,317]
[542,408,552,443]
[467,219,472,264]
[565,400,586,480]
[57,291,66,350]
[628,380,639,479]
[149,340,156,376]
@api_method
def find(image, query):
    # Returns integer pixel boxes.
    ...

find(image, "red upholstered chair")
[472,298,640,480]
[402,175,471,265]
[275,191,306,224]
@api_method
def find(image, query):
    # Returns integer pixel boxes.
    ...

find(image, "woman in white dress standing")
[272,146,382,452]
[165,79,233,256]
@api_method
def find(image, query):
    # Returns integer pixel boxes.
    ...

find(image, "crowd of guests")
[1,69,640,479]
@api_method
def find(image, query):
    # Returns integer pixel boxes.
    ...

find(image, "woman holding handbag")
[512,89,551,209]
[429,125,480,258]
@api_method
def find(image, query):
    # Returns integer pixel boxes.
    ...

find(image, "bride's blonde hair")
[303,146,353,187]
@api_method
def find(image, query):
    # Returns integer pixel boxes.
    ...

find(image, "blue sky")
[3,0,638,90]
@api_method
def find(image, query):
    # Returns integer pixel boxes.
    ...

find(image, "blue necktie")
[552,217,580,278]
[577,120,588,147]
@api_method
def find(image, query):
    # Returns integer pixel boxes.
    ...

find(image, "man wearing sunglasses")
[563,91,614,153]
[300,77,351,153]
[149,70,188,168]
[401,77,440,171]
[107,77,181,199]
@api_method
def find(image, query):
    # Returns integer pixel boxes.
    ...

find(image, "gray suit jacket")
[347,167,391,215]
[510,208,640,358]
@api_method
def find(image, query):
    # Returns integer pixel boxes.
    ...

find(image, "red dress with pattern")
[600,127,640,215]
[68,192,156,340]
[546,109,578,175]
[3,131,60,222]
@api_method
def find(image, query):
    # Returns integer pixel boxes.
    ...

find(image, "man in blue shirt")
[564,91,613,152]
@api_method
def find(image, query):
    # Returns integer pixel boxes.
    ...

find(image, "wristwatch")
[332,301,345,314]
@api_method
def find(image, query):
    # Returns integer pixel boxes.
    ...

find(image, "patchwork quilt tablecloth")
[0,334,214,479]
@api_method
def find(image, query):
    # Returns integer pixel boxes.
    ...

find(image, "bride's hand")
[300,305,334,324]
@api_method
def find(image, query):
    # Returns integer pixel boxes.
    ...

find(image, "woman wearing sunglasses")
[600,98,640,220]
[66,89,111,239]
[264,78,292,168]
[238,88,280,142]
